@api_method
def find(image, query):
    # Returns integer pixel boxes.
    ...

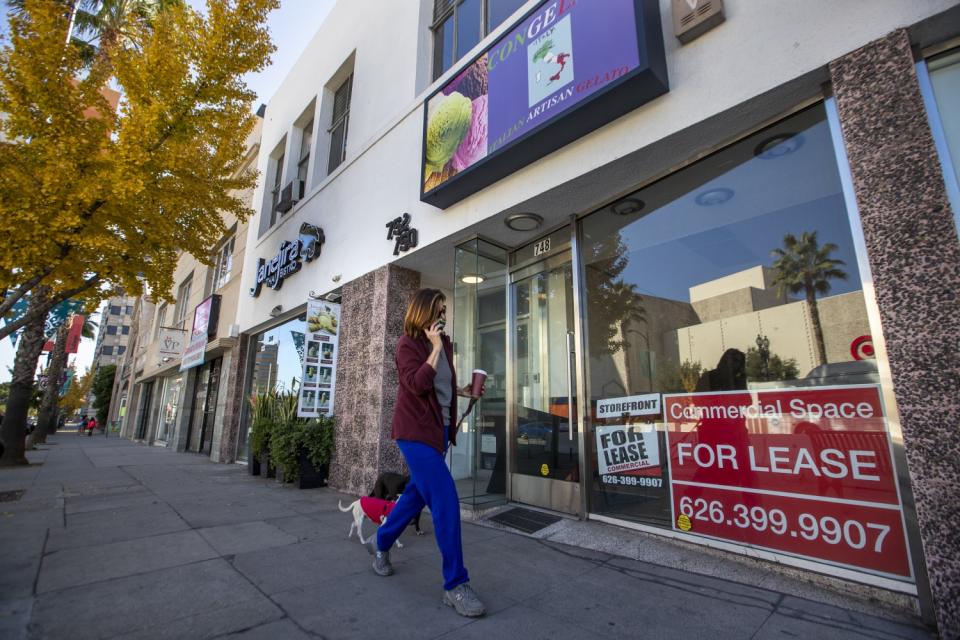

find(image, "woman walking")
[370,288,486,617]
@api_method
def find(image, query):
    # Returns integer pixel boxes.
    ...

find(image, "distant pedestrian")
[79,414,87,435]
[86,417,96,437]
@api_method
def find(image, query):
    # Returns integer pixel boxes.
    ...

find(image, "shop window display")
[451,239,508,504]
[581,104,911,581]
[237,313,307,459]
[155,374,184,443]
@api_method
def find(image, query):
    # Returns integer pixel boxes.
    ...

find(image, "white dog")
[338,496,404,549]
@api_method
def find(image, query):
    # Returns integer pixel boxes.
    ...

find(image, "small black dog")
[370,472,424,535]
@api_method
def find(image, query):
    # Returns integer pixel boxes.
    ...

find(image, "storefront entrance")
[453,102,921,591]
[507,228,581,514]
[187,358,222,456]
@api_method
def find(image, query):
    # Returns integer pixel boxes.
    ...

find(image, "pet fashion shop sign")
[420,0,668,208]
[250,223,325,296]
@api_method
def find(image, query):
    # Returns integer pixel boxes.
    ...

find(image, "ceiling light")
[695,188,734,206]
[505,212,543,231]
[753,133,804,159]
[610,198,645,216]
[269,305,283,317]
[460,275,485,284]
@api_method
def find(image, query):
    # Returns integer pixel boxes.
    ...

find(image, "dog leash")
[446,398,479,466]
[456,397,478,430]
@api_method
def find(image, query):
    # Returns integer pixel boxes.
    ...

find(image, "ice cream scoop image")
[424,91,472,176]
[452,95,488,172]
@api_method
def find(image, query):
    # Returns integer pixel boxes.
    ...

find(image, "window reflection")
[583,104,875,527]
[239,314,307,460]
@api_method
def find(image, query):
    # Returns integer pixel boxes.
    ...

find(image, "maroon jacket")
[391,334,457,453]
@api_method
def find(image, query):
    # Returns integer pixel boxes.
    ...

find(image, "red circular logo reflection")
[850,335,875,360]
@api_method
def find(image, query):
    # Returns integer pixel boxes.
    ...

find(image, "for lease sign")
[596,424,659,475]
[663,386,911,578]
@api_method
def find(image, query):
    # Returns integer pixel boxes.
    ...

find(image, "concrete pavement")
[0,435,933,639]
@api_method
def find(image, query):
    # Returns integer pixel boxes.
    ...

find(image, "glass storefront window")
[238,313,307,460]
[451,239,508,505]
[927,48,960,232]
[580,104,912,581]
[155,374,184,443]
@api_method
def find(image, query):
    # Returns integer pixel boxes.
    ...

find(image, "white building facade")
[234,1,960,633]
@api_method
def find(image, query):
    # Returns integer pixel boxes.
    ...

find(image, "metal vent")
[673,0,725,44]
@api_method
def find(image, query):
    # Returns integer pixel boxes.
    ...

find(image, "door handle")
[566,331,575,442]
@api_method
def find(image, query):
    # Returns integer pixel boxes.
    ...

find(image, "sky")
[0,0,335,383]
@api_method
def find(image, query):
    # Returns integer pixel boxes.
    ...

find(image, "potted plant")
[298,415,335,489]
[248,389,279,477]
[267,391,300,483]
[262,390,336,490]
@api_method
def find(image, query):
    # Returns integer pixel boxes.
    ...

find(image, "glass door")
[508,248,581,514]
[200,358,222,456]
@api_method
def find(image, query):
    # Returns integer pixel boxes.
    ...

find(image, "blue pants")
[376,437,468,591]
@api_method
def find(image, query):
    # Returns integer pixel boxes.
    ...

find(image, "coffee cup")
[470,369,487,397]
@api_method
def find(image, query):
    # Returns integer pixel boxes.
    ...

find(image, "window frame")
[271,151,285,223]
[174,276,193,327]
[212,231,237,292]
[154,304,168,339]
[431,0,525,80]
[327,74,353,174]
[297,118,313,195]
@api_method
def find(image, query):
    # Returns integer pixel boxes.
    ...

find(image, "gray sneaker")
[443,583,486,617]
[365,538,394,576]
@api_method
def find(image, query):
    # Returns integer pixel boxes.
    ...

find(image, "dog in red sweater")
[338,496,405,549]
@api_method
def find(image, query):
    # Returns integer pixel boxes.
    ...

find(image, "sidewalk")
[0,435,932,640]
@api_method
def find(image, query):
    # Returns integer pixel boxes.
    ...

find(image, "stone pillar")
[216,341,249,464]
[329,264,421,495]
[830,30,960,635]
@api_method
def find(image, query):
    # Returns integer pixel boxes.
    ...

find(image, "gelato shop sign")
[250,223,325,297]
[421,0,668,208]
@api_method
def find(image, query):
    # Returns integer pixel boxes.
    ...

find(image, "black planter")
[297,450,328,490]
[248,443,261,475]
[264,452,276,478]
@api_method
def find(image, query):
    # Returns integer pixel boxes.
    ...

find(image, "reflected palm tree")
[771,231,847,366]
[8,0,180,62]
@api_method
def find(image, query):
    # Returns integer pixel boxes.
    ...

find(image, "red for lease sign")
[663,385,911,578]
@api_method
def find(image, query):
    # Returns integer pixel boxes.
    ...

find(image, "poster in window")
[298,300,341,417]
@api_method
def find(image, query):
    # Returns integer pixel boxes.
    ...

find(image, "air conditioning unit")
[672,0,724,44]
[276,181,306,214]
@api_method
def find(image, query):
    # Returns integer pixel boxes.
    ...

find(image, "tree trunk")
[36,320,70,440]
[806,285,828,366]
[0,292,49,466]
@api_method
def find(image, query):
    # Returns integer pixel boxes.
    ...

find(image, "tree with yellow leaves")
[0,0,276,338]
[59,366,93,418]
[0,0,277,465]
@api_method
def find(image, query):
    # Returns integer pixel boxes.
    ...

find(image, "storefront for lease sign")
[662,385,911,579]
[421,0,668,208]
